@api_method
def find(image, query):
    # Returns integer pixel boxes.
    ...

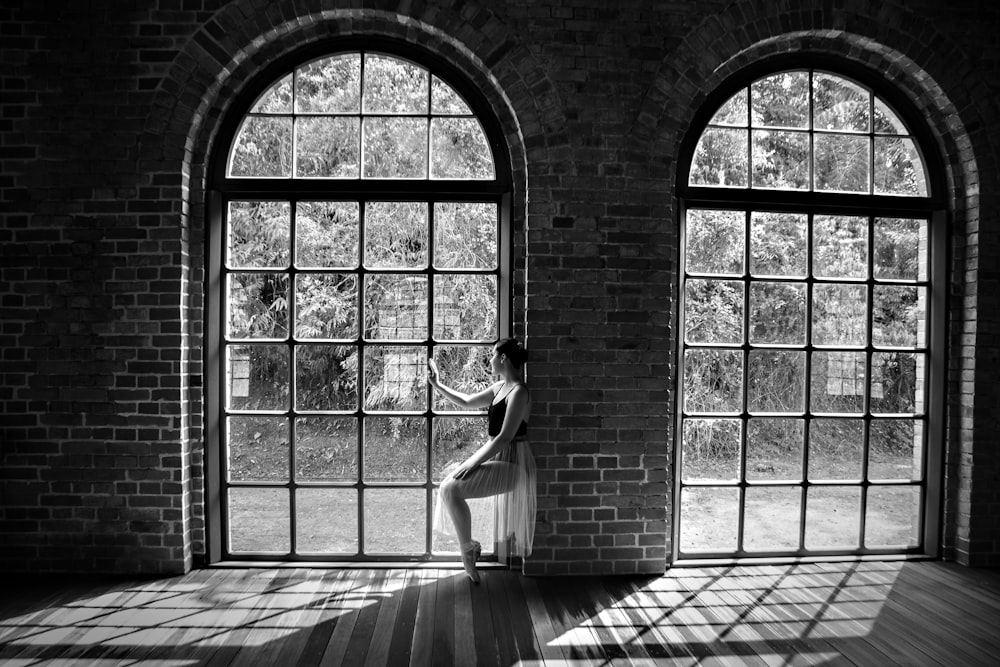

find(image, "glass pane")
[431,118,494,179]
[229,487,289,553]
[431,487,497,554]
[679,487,739,552]
[684,349,743,413]
[749,282,805,345]
[434,202,497,269]
[227,344,289,411]
[709,88,747,126]
[686,209,744,274]
[813,215,868,279]
[295,344,357,411]
[251,74,292,113]
[432,416,485,482]
[681,418,740,481]
[874,136,927,196]
[812,284,867,346]
[747,350,805,413]
[364,201,428,268]
[295,54,361,113]
[869,419,922,481]
[747,418,803,480]
[228,201,290,268]
[872,286,922,346]
[874,99,908,134]
[750,211,807,277]
[295,201,359,268]
[814,133,870,193]
[295,117,360,178]
[365,416,426,482]
[364,275,428,340]
[430,345,492,412]
[296,416,357,481]
[365,488,426,554]
[871,352,922,415]
[751,72,809,128]
[431,76,472,114]
[227,273,289,339]
[689,128,748,187]
[865,486,920,548]
[743,487,801,551]
[811,351,866,414]
[362,117,428,179]
[296,488,358,554]
[229,116,292,178]
[434,274,497,341]
[808,418,863,480]
[295,274,358,340]
[363,55,428,114]
[875,218,926,280]
[227,416,288,482]
[364,346,428,411]
[684,279,743,344]
[751,130,809,190]
[805,486,860,550]
[813,73,869,131]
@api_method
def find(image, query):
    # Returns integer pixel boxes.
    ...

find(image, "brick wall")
[1,0,999,574]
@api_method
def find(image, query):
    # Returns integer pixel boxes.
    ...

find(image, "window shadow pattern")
[1,562,998,665]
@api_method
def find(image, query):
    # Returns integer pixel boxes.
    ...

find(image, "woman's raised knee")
[439,476,461,503]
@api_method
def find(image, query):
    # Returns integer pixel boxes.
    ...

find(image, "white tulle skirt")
[432,439,537,559]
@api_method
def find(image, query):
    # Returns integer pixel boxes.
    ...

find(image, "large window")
[207,45,512,562]
[676,66,945,561]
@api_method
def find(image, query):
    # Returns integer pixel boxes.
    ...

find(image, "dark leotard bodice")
[487,385,528,438]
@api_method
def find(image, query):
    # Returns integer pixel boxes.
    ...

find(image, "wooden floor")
[1,561,999,666]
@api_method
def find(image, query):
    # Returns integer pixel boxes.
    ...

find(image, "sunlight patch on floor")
[548,561,904,656]
[0,574,378,651]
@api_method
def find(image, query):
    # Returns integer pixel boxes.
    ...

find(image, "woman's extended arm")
[426,357,496,409]
[451,384,529,479]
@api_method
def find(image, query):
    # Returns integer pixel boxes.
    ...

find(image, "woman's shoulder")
[508,382,529,399]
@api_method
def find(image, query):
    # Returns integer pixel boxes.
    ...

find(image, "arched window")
[206,42,512,563]
[675,63,945,561]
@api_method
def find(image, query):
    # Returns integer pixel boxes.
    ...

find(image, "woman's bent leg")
[438,461,519,544]
[439,462,520,583]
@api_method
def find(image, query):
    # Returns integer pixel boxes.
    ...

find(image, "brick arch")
[143,2,563,563]
[637,5,995,565]
[146,2,569,227]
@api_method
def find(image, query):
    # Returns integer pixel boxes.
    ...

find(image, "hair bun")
[496,337,527,368]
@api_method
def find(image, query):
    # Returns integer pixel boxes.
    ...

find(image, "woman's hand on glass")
[427,357,440,388]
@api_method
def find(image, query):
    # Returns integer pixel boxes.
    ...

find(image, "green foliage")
[683,206,927,465]
[682,73,931,472]
[229,52,493,181]
[691,70,926,195]
[296,55,360,113]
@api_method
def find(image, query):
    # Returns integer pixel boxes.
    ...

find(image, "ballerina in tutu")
[427,338,537,583]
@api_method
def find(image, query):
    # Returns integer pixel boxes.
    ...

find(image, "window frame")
[205,38,514,564]
[673,55,948,564]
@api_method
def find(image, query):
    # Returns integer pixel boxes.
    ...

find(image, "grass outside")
[224,420,922,557]
[225,418,493,557]
[679,455,921,553]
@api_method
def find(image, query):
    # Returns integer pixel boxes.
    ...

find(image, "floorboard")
[1,560,998,666]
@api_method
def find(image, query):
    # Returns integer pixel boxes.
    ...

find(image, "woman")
[427,338,536,583]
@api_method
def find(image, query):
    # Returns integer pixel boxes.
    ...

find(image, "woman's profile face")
[489,346,502,374]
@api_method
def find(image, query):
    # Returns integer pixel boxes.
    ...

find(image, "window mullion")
[737,210,751,554]
[800,211,815,554]
[288,201,298,557]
